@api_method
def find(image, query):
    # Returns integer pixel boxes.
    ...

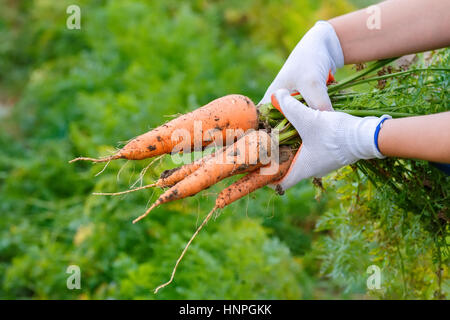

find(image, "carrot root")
[93,183,157,196]
[133,203,158,224]
[154,206,218,294]
[130,155,165,188]
[95,160,111,177]
[69,154,122,163]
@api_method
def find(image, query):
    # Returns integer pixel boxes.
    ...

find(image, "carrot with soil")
[215,145,295,207]
[132,129,273,223]
[70,94,258,163]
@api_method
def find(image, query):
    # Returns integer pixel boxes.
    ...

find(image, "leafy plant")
[314,50,449,299]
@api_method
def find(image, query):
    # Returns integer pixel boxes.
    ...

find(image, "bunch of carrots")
[70,58,449,293]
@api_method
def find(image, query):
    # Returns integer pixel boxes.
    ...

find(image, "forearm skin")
[329,0,450,64]
[378,112,450,163]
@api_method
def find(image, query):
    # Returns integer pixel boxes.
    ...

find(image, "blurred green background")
[1,0,445,300]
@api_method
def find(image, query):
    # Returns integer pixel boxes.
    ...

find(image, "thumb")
[299,79,333,111]
[259,79,284,105]
[278,149,310,190]
[273,89,315,138]
[259,89,274,105]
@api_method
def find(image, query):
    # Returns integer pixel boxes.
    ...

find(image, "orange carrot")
[153,146,294,293]
[215,146,294,208]
[70,95,258,163]
[133,130,273,223]
[158,150,219,187]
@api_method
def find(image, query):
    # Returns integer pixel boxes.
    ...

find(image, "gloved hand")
[260,21,344,111]
[272,89,391,191]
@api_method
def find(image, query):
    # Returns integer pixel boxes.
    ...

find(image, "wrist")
[361,115,392,160]
[374,117,390,154]
[337,114,391,163]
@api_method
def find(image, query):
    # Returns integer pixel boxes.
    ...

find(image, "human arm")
[378,112,450,163]
[329,0,450,64]
[262,0,450,190]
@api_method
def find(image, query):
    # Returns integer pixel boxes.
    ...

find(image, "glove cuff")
[347,115,392,161]
[314,21,344,71]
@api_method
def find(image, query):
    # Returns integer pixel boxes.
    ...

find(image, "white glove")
[260,21,344,111]
[273,89,391,191]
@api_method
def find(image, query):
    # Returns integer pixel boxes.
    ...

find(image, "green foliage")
[315,51,450,299]
[0,0,447,300]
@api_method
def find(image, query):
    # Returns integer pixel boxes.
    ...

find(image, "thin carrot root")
[154,206,218,294]
[93,183,157,196]
[131,155,165,188]
[95,160,111,177]
[133,203,158,224]
[69,154,122,163]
